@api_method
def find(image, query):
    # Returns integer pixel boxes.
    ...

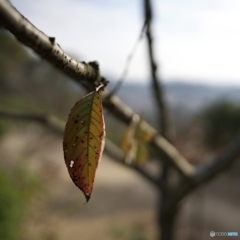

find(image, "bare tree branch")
[164,133,240,214]
[144,0,174,201]
[2,2,240,238]
[2,0,236,185]
[144,0,171,139]
[0,108,159,187]
[0,0,101,85]
[0,0,195,178]
[153,135,195,177]
[195,133,240,185]
[0,109,64,135]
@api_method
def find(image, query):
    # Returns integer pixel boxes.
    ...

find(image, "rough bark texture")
[0,0,100,84]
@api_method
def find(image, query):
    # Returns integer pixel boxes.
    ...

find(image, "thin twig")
[109,21,147,97]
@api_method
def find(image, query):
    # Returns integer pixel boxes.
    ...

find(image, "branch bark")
[0,0,101,85]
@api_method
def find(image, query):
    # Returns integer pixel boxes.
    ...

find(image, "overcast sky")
[11,0,240,86]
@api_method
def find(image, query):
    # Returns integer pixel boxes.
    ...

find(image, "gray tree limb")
[0,0,101,85]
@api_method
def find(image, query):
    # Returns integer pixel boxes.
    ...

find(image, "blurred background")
[0,0,240,240]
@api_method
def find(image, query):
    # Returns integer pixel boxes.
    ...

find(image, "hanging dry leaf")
[63,88,105,202]
[135,120,153,143]
[121,120,136,164]
[135,141,149,166]
[121,115,150,165]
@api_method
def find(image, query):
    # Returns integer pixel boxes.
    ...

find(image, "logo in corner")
[210,231,215,237]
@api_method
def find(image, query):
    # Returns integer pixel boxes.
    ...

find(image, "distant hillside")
[112,81,240,124]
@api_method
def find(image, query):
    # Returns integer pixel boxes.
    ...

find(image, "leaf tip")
[84,194,91,204]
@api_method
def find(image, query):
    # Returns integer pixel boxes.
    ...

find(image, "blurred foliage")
[201,101,240,149]
[0,161,42,240]
[0,166,22,240]
[40,232,58,240]
[104,115,126,145]
[109,222,150,240]
[0,32,29,91]
[0,119,8,139]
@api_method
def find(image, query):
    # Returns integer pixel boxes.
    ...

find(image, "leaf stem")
[96,81,109,92]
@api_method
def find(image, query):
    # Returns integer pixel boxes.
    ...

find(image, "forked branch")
[165,132,240,212]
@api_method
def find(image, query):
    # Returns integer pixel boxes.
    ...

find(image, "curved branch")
[0,0,100,85]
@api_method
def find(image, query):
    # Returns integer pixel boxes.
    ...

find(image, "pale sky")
[11,0,240,86]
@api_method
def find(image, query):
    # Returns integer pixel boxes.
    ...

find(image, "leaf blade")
[63,90,105,202]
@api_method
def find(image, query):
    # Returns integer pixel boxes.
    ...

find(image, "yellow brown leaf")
[63,90,105,202]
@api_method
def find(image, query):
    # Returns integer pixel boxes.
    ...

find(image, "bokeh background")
[0,1,240,240]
